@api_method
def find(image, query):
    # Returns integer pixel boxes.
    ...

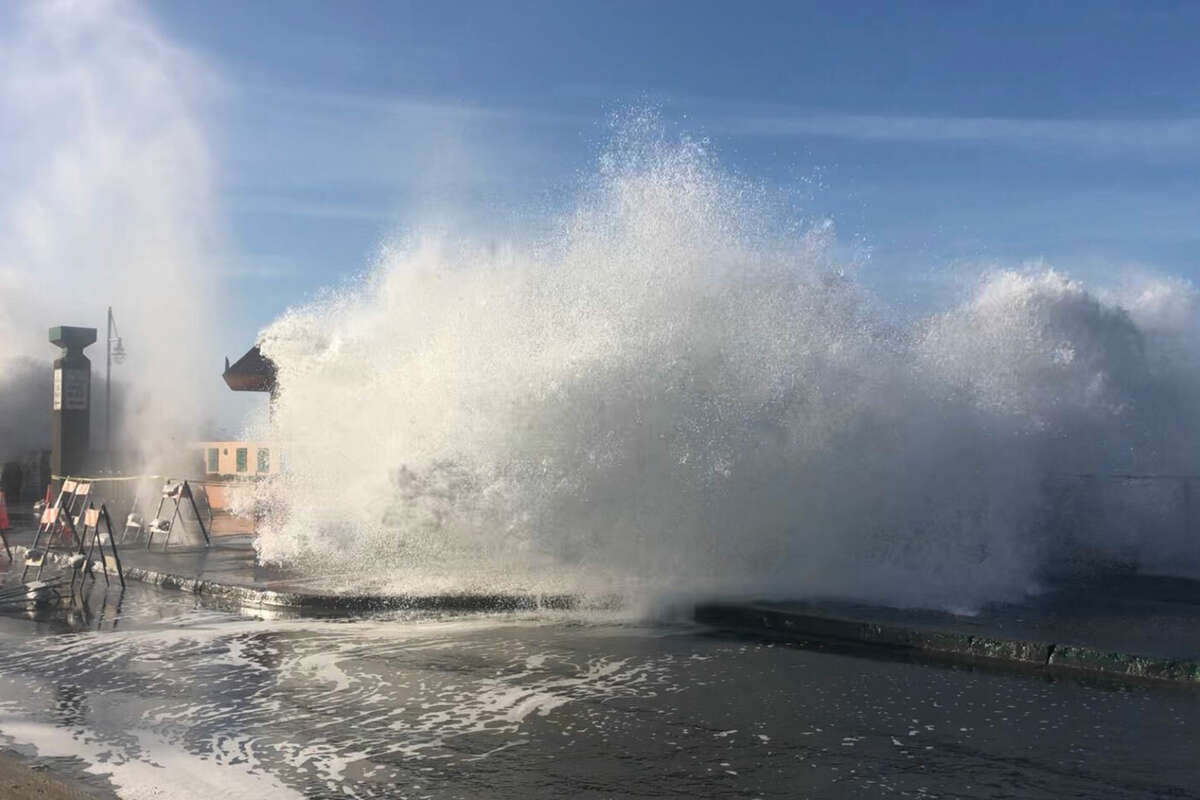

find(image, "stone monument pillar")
[49,326,97,479]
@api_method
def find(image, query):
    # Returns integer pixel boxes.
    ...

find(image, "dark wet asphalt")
[0,580,1196,799]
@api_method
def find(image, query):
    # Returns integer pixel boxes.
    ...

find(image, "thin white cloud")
[242,83,593,128]
[216,83,594,222]
[714,112,1200,161]
[223,265,294,280]
[227,194,393,222]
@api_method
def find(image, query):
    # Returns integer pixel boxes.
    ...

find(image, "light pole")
[105,306,126,466]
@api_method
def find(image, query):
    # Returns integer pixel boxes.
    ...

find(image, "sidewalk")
[0,522,580,613]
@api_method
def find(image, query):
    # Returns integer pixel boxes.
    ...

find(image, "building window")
[206,448,219,473]
[257,448,270,473]
[236,448,248,473]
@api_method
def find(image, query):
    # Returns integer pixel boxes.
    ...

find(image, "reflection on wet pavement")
[0,582,1196,799]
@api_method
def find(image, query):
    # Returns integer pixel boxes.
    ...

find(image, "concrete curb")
[694,602,1200,686]
[6,544,586,613]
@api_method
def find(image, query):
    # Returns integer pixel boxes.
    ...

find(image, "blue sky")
[144,0,1200,343]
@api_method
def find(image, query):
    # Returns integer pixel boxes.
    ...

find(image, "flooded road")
[0,583,1196,799]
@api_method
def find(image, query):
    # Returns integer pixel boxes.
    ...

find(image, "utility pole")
[106,306,113,461]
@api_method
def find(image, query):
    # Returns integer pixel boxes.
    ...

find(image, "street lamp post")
[105,307,125,467]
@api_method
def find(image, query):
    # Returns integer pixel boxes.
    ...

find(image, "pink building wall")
[193,440,283,510]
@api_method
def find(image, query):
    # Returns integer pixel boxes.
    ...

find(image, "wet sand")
[0,751,116,799]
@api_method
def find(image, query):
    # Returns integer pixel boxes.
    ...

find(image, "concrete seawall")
[8,527,1200,687]
[694,601,1200,686]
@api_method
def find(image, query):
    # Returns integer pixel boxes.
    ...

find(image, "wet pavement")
[0,575,1196,799]
[1,521,586,609]
[3,519,315,593]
